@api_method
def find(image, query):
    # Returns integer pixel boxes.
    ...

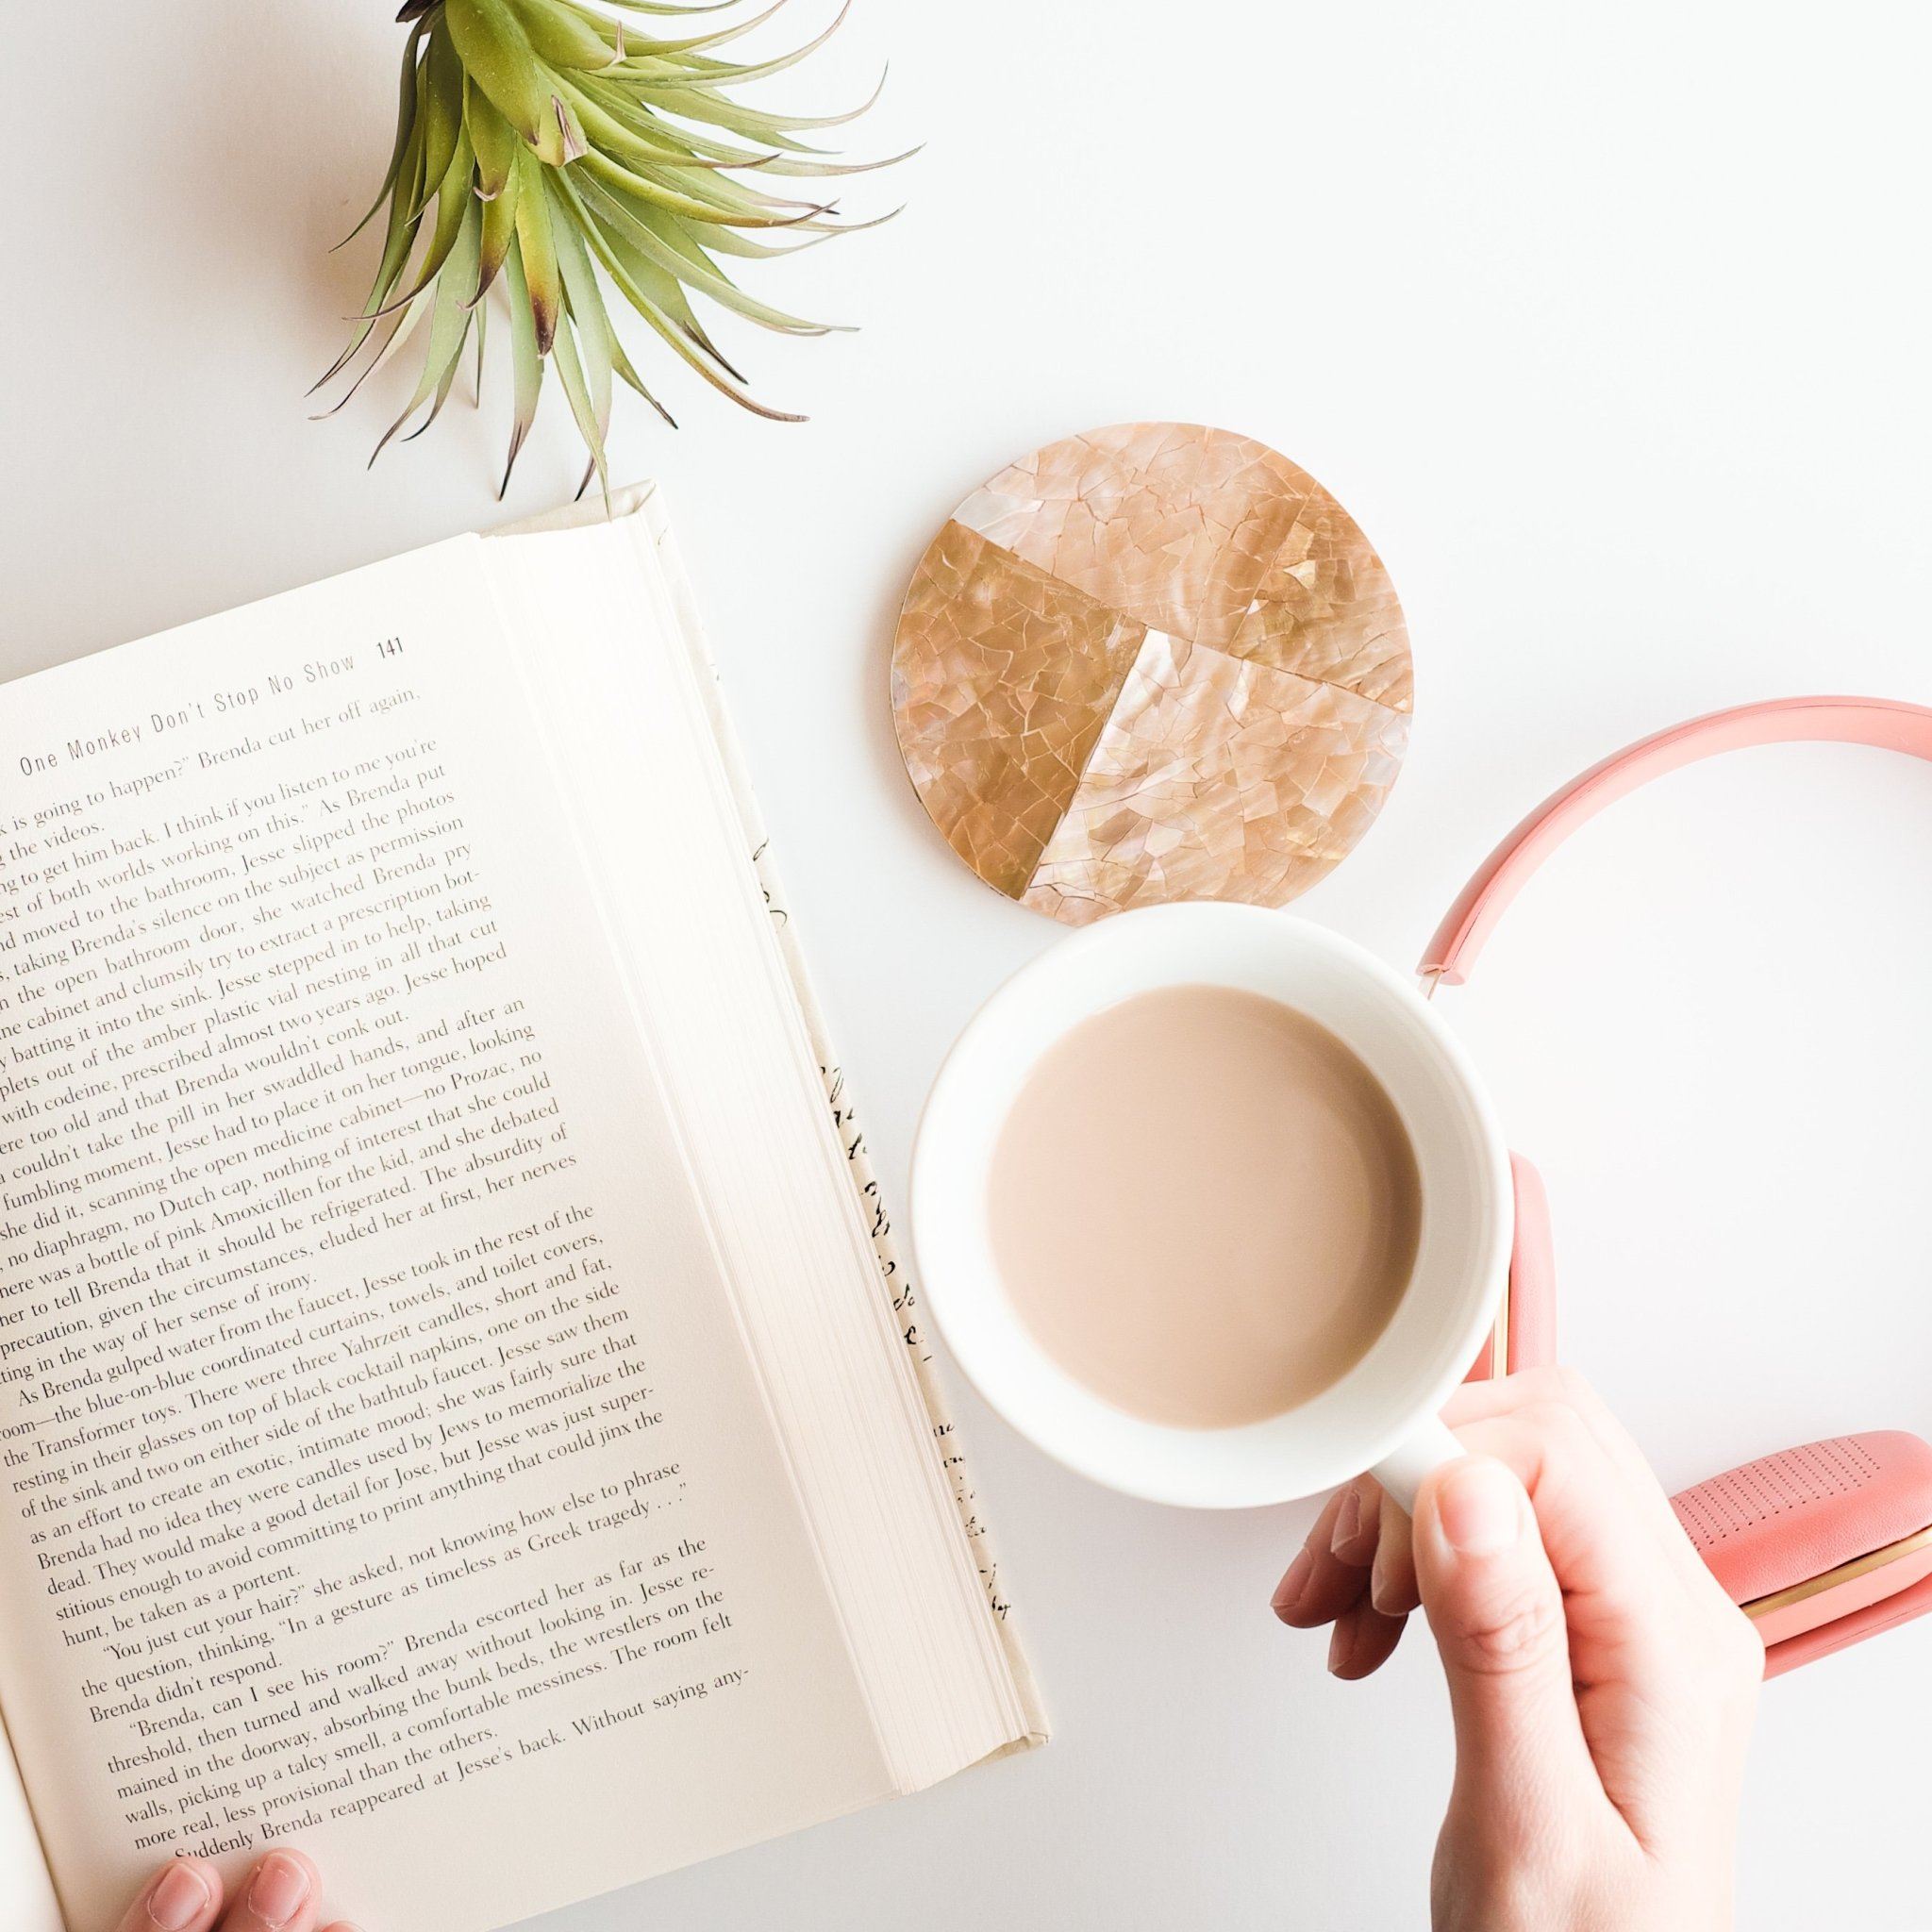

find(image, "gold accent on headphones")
[1742,1522,1932,1621]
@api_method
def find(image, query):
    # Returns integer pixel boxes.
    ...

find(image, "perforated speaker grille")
[1673,1436,1883,1551]
[1670,1431,1932,1606]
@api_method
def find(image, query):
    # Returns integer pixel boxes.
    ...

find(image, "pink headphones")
[1427,695,1932,1678]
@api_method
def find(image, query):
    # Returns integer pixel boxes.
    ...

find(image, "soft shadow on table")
[167,6,384,379]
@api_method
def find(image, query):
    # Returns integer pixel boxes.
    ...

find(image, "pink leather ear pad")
[1463,1155,1557,1384]
[1760,1565,1932,1676]
[1501,1156,1554,1374]
[1670,1432,1932,1606]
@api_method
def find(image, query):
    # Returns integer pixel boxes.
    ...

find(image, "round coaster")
[891,423,1412,925]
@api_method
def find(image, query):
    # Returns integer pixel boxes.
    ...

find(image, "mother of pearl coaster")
[891,423,1413,924]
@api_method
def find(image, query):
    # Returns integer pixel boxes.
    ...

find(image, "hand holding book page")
[108,1847,356,1932]
[0,490,1040,1932]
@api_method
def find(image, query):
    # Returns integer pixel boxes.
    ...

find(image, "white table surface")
[12,3,1932,1925]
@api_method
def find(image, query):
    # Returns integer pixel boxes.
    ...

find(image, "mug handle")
[1372,1413,1466,1515]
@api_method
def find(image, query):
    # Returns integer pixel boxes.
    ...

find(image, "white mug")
[908,902,1512,1512]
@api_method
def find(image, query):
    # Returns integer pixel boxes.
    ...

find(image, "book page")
[0,1715,61,1931]
[0,542,891,1932]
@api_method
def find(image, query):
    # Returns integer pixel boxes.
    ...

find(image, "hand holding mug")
[1274,1367,1762,1931]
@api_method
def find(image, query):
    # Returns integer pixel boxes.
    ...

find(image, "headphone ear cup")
[1462,1165,1932,1674]
[1672,1433,1932,1673]
[1463,1152,1557,1382]
[1503,1154,1556,1374]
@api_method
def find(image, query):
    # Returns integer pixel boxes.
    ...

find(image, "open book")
[0,485,1043,1932]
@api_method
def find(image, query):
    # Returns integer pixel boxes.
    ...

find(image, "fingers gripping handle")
[1374,1413,1465,1515]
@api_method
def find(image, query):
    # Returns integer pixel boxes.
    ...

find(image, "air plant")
[315,0,898,496]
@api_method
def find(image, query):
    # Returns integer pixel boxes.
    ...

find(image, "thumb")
[1413,1454,1596,1823]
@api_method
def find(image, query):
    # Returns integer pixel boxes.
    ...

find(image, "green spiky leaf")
[506,0,623,71]
[501,244,546,492]
[468,85,521,199]
[511,143,563,351]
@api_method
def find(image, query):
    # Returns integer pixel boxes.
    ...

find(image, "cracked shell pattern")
[891,423,1412,923]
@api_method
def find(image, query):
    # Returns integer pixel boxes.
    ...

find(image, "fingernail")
[1369,1560,1394,1616]
[148,1863,210,1932]
[1435,1457,1524,1557]
[1271,1548,1312,1618]
[247,1854,310,1928]
[1326,1620,1357,1677]
[1331,1486,1361,1554]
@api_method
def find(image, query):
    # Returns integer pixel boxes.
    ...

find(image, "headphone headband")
[1420,695,1932,988]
